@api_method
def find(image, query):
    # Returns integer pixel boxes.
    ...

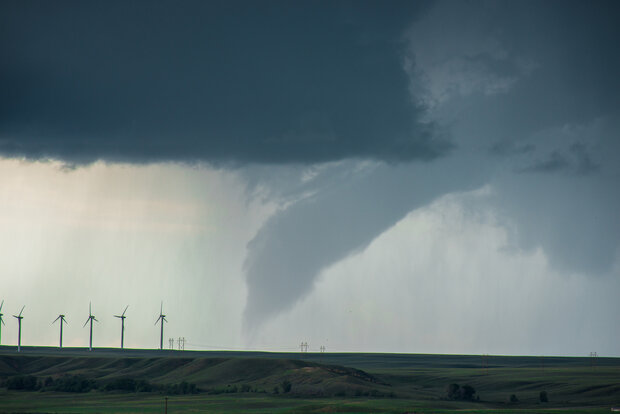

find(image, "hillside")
[0,348,619,413]
[0,353,389,397]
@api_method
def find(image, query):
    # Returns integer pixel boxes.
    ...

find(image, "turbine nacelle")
[13,305,25,320]
[83,302,98,327]
[53,314,67,325]
[114,305,129,320]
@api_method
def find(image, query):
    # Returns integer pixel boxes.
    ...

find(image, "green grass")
[0,392,616,414]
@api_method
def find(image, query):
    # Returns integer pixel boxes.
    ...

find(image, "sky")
[1,0,619,356]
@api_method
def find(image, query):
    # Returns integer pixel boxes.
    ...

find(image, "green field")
[0,347,618,413]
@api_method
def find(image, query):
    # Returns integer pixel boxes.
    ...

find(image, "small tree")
[460,384,476,400]
[281,380,292,393]
[539,390,548,402]
[446,383,460,399]
[510,394,519,403]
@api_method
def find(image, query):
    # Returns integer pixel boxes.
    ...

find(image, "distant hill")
[0,353,390,397]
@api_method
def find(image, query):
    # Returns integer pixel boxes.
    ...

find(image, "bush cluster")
[48,375,98,392]
[3,374,200,395]
[163,381,198,395]
[104,378,153,392]
[446,383,477,401]
[6,375,39,391]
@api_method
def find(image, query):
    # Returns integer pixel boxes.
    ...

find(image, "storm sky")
[1,0,619,356]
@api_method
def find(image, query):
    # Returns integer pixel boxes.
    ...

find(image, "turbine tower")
[114,305,129,349]
[52,314,67,348]
[0,300,5,345]
[83,302,98,351]
[155,302,167,350]
[13,306,25,352]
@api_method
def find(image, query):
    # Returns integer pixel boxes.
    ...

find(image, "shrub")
[7,375,38,391]
[539,390,548,402]
[53,375,97,393]
[460,384,476,400]
[447,383,460,399]
[510,394,519,403]
[446,383,476,400]
[164,381,199,395]
[281,380,292,393]
[272,386,279,394]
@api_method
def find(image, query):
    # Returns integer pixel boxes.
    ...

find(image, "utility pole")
[169,338,174,349]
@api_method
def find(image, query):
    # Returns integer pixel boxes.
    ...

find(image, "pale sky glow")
[0,159,275,349]
[1,1,619,356]
[254,188,620,356]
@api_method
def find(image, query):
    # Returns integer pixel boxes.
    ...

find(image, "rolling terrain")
[0,346,619,413]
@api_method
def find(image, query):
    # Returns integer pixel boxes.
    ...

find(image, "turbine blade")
[83,318,90,327]
[0,299,3,312]
[160,301,163,315]
[89,302,92,316]
[19,305,25,317]
[1,318,4,326]
[114,315,121,318]
[93,317,98,322]
[122,305,128,317]
[155,316,161,325]
[53,315,61,324]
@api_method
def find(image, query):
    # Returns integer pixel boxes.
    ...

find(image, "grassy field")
[0,347,618,413]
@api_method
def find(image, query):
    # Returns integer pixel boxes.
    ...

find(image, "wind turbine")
[155,302,167,350]
[52,314,67,348]
[114,305,129,349]
[0,300,5,345]
[13,306,24,352]
[83,302,98,351]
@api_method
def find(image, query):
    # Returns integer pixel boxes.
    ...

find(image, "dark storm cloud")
[489,141,535,157]
[0,0,445,165]
[518,144,599,175]
[242,0,620,328]
[243,156,487,329]
[520,152,570,174]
